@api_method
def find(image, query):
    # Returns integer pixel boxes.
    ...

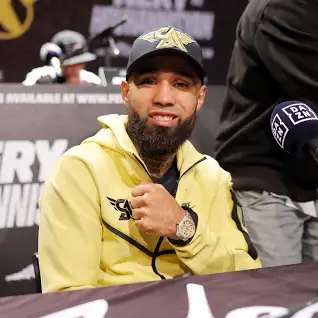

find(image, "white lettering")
[298,105,307,112]
[292,302,318,318]
[278,127,284,137]
[0,93,4,104]
[290,107,299,113]
[36,139,68,182]
[0,141,35,184]
[26,183,42,227]
[0,185,12,228]
[5,93,61,104]
[186,284,214,318]
[190,0,205,8]
[113,0,172,10]
[296,112,304,119]
[40,299,108,318]
[226,306,288,318]
[31,283,318,318]
[6,184,31,228]
[62,93,75,104]
[0,183,43,228]
[90,6,215,41]
[76,93,123,104]
[0,139,68,228]
[302,111,312,118]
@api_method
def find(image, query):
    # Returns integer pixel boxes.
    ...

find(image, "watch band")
[169,210,195,241]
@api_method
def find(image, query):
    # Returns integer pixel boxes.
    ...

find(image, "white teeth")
[153,115,174,121]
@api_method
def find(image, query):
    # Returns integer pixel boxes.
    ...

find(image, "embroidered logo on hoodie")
[107,197,133,220]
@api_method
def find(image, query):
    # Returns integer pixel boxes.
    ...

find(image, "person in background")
[38,26,260,293]
[23,30,101,86]
[215,0,318,267]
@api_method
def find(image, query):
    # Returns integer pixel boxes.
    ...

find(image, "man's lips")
[149,111,177,119]
[148,112,178,126]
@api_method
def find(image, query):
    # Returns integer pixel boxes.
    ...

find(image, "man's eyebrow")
[136,68,197,81]
[175,70,196,81]
[135,67,159,75]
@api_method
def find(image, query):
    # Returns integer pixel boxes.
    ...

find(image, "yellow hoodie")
[38,114,261,293]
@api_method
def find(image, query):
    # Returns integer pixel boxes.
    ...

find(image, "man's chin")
[145,119,178,133]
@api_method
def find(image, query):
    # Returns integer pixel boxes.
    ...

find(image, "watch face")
[180,219,196,240]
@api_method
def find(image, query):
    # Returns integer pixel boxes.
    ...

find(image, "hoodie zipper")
[133,153,207,279]
[132,154,155,182]
[172,157,207,197]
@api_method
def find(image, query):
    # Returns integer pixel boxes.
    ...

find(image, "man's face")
[63,63,85,83]
[121,54,206,158]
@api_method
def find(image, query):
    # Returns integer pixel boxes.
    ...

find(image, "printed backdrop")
[0,0,248,84]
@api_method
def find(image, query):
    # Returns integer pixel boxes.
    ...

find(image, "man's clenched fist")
[130,183,185,236]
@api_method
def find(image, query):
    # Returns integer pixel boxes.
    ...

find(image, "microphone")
[88,16,128,44]
[270,101,318,162]
[39,42,63,77]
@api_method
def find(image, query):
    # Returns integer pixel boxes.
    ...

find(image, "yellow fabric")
[38,114,261,293]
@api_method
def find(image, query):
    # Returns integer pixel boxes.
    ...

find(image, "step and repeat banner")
[0,84,225,297]
[0,0,248,84]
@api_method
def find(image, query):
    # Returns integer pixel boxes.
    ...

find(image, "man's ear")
[121,80,129,106]
[196,85,207,112]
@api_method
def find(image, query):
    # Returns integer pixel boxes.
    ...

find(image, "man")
[39,26,260,293]
[23,30,101,85]
[215,0,318,267]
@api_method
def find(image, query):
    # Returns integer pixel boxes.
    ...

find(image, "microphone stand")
[101,36,120,67]
[87,16,128,67]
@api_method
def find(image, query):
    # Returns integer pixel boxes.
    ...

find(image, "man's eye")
[141,78,156,85]
[175,82,188,88]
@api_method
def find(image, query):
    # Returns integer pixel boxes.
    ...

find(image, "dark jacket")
[215,0,318,202]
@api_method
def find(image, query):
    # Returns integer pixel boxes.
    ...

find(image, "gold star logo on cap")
[139,27,195,52]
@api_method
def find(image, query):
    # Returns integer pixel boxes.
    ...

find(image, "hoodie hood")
[83,114,138,157]
[82,114,205,177]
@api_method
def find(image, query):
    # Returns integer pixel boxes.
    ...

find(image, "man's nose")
[152,81,176,107]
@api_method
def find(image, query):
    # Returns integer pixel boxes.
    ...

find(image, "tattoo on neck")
[142,155,175,178]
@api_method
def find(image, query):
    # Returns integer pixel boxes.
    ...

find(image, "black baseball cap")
[51,30,96,66]
[126,26,206,83]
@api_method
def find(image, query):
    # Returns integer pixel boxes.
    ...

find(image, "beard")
[126,108,196,159]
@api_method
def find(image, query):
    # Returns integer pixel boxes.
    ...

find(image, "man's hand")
[130,183,185,236]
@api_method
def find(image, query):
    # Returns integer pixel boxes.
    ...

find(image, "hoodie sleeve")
[38,154,103,293]
[169,170,261,275]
